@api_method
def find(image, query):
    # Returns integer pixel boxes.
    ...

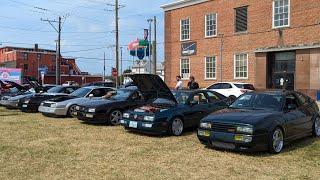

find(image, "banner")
[0,68,22,84]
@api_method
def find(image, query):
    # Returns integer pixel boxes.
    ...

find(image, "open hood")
[129,74,177,103]
[5,81,26,91]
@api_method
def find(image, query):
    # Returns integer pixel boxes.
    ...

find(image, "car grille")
[211,142,236,150]
[129,114,144,121]
[211,123,237,133]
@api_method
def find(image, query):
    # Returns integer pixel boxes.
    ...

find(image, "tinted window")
[109,89,133,101]
[220,83,232,89]
[173,91,191,104]
[71,88,91,98]
[234,84,255,90]
[208,83,221,89]
[207,91,221,102]
[230,93,283,111]
[285,94,300,108]
[190,93,209,104]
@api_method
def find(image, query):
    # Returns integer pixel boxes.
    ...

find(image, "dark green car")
[120,74,230,136]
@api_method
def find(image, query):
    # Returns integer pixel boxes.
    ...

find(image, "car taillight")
[240,89,247,93]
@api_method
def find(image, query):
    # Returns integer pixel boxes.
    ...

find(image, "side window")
[191,93,209,104]
[285,94,299,109]
[209,83,221,89]
[65,88,75,94]
[206,91,221,102]
[296,93,307,105]
[91,89,103,97]
[221,83,232,89]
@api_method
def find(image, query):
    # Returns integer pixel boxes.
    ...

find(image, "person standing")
[187,76,199,90]
[175,75,183,90]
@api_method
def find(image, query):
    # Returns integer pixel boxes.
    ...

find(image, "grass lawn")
[0,107,319,179]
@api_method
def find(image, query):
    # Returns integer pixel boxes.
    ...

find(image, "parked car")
[83,81,115,88]
[206,82,255,98]
[0,92,35,109]
[21,86,79,112]
[75,86,148,125]
[0,80,31,99]
[197,90,320,153]
[120,87,230,136]
[38,86,114,117]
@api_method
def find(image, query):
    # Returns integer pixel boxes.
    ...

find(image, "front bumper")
[38,106,67,116]
[76,111,108,124]
[197,128,269,152]
[1,100,19,109]
[120,119,168,135]
[21,103,40,112]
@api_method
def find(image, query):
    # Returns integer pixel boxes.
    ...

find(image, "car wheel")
[313,117,320,137]
[67,105,77,117]
[169,118,184,136]
[269,128,284,154]
[109,110,122,126]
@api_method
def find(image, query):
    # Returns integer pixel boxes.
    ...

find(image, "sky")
[0,0,172,75]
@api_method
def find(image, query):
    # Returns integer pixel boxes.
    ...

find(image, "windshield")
[230,93,283,111]
[234,84,255,90]
[70,88,91,98]
[47,86,64,93]
[109,89,132,101]
[172,91,191,104]
[9,87,19,93]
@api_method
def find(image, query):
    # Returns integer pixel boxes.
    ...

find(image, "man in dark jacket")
[187,76,199,90]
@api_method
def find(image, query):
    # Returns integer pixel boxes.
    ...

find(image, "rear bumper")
[120,119,168,135]
[38,106,67,116]
[197,128,269,152]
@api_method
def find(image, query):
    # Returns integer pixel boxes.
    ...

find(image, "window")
[273,0,290,28]
[51,55,56,62]
[180,18,190,41]
[205,13,217,37]
[22,52,28,60]
[205,56,216,79]
[235,6,248,32]
[234,53,248,79]
[180,59,190,79]
[191,93,208,104]
[206,91,221,102]
[220,83,232,89]
[37,53,41,60]
[23,64,28,70]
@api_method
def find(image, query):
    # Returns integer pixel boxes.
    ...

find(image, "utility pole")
[147,18,153,74]
[103,52,106,81]
[152,16,157,75]
[41,16,62,85]
[115,0,119,88]
[120,46,123,85]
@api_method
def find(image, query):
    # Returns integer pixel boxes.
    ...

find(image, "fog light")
[123,113,130,119]
[120,120,125,124]
[142,123,152,128]
[234,134,252,143]
[85,114,94,118]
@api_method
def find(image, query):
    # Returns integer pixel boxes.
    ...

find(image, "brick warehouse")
[161,0,320,97]
[0,45,102,85]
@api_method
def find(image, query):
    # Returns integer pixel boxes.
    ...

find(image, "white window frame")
[180,58,190,80]
[234,53,249,79]
[180,18,190,41]
[272,0,290,28]
[205,13,217,38]
[204,56,217,80]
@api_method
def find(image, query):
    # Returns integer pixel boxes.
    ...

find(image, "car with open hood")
[21,85,79,112]
[38,86,114,117]
[120,76,231,136]
[197,90,320,153]
[75,86,149,125]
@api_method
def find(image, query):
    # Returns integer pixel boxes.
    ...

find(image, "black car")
[197,90,320,153]
[21,85,79,112]
[75,86,150,125]
[120,75,231,136]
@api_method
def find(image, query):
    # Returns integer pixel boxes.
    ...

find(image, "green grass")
[0,107,319,179]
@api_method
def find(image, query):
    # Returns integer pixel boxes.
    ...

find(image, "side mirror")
[287,104,297,111]
[89,94,94,98]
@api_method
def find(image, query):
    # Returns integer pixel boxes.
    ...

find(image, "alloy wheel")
[272,128,284,153]
[171,118,184,136]
[109,110,122,126]
[315,117,320,137]
[68,105,77,117]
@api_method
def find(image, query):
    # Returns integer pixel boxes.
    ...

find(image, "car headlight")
[88,108,96,113]
[200,122,212,129]
[50,103,57,108]
[143,115,155,122]
[40,102,44,106]
[236,126,253,134]
[24,99,30,103]
[123,113,130,118]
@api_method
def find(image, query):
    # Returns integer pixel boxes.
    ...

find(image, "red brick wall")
[164,0,320,89]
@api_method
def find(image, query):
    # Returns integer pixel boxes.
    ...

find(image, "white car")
[206,82,255,98]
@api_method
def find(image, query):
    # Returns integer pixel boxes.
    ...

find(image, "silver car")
[0,92,35,109]
[38,86,114,117]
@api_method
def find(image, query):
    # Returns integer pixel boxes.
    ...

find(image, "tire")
[313,117,320,137]
[67,105,77,117]
[268,127,284,154]
[109,110,122,126]
[169,117,184,136]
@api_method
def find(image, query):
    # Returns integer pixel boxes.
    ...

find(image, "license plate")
[234,135,244,141]
[129,121,138,128]
[85,114,93,118]
[198,130,211,137]
[22,104,28,108]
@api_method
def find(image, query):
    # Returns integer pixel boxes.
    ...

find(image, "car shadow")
[204,136,319,157]
[124,127,197,138]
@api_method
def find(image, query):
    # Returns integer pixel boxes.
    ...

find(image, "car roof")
[81,86,115,90]
[212,82,253,85]
[247,89,297,95]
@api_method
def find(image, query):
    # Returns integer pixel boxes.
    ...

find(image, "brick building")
[161,0,320,97]
[0,45,81,79]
